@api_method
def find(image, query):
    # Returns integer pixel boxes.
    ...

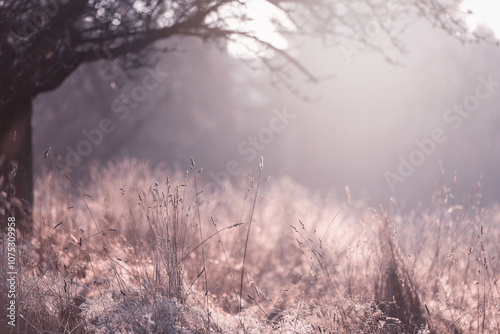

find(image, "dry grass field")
[1,158,499,333]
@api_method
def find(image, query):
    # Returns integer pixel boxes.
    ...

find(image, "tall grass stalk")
[239,156,263,313]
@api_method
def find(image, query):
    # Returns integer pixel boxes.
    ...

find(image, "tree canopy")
[0,0,486,106]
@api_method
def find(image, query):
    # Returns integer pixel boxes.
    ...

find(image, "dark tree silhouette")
[0,0,483,232]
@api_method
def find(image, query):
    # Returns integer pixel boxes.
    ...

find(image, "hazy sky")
[265,20,500,207]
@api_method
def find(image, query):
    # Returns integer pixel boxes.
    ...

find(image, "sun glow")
[461,0,500,39]
[215,0,295,58]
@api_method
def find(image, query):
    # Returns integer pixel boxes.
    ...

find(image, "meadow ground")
[1,158,499,333]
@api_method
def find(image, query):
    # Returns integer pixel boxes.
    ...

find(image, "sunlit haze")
[461,0,500,38]
[221,0,294,58]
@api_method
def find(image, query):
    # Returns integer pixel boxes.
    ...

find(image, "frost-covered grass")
[1,158,499,333]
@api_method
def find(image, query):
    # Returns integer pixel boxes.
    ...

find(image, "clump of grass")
[374,207,425,332]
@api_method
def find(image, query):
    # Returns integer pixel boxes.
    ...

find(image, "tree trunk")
[0,97,33,234]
